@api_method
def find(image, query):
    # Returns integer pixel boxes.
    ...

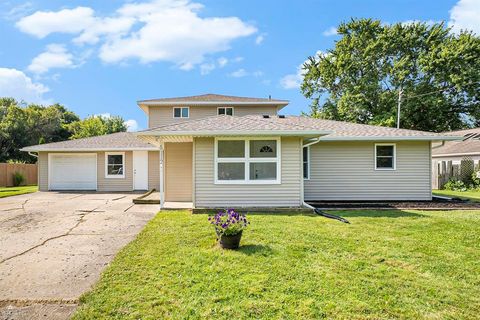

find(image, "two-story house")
[22,94,459,209]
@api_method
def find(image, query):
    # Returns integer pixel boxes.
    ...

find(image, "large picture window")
[375,144,396,170]
[215,138,281,184]
[105,152,125,178]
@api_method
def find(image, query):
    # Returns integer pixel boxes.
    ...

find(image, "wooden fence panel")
[0,163,38,187]
[432,159,475,190]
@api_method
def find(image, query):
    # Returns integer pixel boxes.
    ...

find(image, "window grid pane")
[376,145,394,169]
[250,162,276,180]
[174,108,181,118]
[218,162,245,180]
[218,140,245,158]
[250,140,277,158]
[181,107,189,118]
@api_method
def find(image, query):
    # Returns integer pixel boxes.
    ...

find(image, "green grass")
[433,189,480,202]
[0,185,37,198]
[74,210,480,319]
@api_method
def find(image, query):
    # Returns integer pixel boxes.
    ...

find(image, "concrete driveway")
[0,192,158,319]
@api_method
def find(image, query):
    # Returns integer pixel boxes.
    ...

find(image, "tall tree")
[301,19,480,132]
[67,115,127,139]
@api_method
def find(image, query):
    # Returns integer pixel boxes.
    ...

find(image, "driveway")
[0,192,158,319]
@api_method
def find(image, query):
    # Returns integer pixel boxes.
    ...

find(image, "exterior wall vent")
[278,115,286,119]
[262,115,270,119]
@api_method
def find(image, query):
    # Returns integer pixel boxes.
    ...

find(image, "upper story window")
[375,143,396,170]
[105,152,125,178]
[218,107,234,116]
[215,138,280,184]
[173,107,189,118]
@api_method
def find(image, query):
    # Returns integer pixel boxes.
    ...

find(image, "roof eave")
[20,147,159,152]
[135,130,332,137]
[137,100,289,106]
[318,135,463,141]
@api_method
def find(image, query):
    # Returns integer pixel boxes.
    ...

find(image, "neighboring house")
[432,128,480,165]
[21,94,459,208]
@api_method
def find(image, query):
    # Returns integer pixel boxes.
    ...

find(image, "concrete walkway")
[0,192,157,319]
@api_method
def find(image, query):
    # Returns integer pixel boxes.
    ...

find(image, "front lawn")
[0,185,38,198]
[74,210,480,319]
[433,189,480,202]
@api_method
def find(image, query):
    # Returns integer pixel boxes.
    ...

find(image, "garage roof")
[21,132,158,152]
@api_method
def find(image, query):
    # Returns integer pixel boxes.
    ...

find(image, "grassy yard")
[433,189,480,202]
[0,185,37,198]
[74,210,480,319]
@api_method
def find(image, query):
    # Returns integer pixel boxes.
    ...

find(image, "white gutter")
[433,151,480,157]
[302,137,322,148]
[432,141,446,149]
[136,130,333,137]
[317,135,462,142]
[138,101,289,106]
[20,147,159,152]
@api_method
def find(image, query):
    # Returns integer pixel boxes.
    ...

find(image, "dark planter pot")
[219,231,243,249]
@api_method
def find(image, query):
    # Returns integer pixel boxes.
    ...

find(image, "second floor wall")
[148,105,281,128]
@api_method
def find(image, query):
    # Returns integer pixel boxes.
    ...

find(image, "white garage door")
[49,154,97,190]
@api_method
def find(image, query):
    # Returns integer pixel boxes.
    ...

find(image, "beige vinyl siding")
[148,151,160,190]
[165,142,193,201]
[97,151,133,191]
[304,141,432,201]
[38,152,48,191]
[38,151,134,191]
[148,105,279,128]
[194,137,302,207]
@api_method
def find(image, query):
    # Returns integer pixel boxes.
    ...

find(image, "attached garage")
[48,153,97,190]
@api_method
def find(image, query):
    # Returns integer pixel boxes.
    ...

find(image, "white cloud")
[448,0,480,34]
[200,62,215,75]
[255,33,265,44]
[229,68,248,78]
[217,57,228,67]
[0,67,49,103]
[280,50,324,89]
[27,44,75,74]
[322,26,337,36]
[2,2,34,21]
[229,68,263,78]
[16,7,95,38]
[16,1,257,71]
[125,119,139,132]
[401,19,438,26]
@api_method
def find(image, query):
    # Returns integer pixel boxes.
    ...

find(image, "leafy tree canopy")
[0,98,127,163]
[302,18,480,132]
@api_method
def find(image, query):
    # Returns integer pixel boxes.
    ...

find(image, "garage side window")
[375,144,396,170]
[105,152,125,178]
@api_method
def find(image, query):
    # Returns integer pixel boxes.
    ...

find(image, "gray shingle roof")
[137,115,459,141]
[432,128,480,156]
[21,132,157,152]
[137,93,288,104]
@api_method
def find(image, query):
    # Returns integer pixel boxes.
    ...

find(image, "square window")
[375,144,395,170]
[218,162,245,180]
[218,140,245,158]
[218,107,233,116]
[250,162,277,180]
[173,107,189,118]
[250,140,277,158]
[106,153,124,178]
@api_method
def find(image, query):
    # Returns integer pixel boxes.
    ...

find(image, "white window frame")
[105,152,125,178]
[173,106,189,118]
[214,137,281,184]
[217,107,234,116]
[303,146,310,180]
[374,143,396,171]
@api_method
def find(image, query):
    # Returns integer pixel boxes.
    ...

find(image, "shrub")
[208,209,249,236]
[12,171,25,187]
[472,170,480,189]
[443,179,467,191]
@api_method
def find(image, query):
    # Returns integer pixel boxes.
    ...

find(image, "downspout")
[432,140,446,149]
[28,152,38,158]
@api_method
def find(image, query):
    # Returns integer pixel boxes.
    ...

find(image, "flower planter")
[219,231,243,249]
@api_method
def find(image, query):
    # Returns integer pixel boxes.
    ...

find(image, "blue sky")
[0,0,477,131]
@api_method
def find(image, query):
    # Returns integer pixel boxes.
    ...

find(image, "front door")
[133,151,149,190]
[165,142,193,202]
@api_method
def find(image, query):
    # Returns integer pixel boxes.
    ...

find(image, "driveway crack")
[0,206,100,265]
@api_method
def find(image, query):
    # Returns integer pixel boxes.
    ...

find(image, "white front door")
[133,151,149,190]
